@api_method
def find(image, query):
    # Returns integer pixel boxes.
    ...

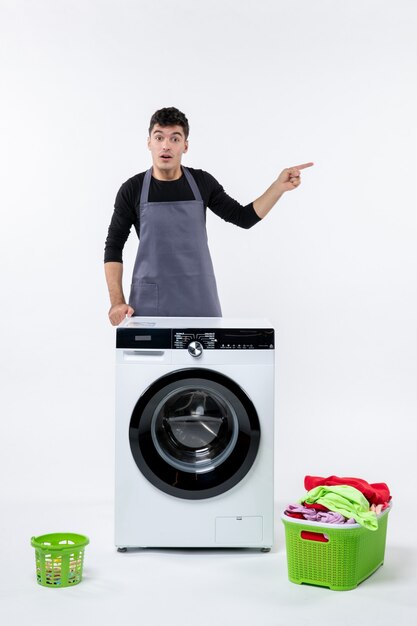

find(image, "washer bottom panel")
[115,510,273,548]
[215,516,263,545]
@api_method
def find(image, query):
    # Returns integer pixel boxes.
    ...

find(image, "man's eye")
[172,137,179,143]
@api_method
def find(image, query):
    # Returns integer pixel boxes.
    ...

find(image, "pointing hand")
[277,162,314,192]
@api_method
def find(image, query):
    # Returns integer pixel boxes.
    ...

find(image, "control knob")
[188,340,203,358]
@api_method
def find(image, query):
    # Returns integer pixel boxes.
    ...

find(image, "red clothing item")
[304,475,391,506]
[284,512,305,520]
[300,530,329,543]
[302,502,329,512]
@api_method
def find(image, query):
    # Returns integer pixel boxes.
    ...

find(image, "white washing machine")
[115,317,275,550]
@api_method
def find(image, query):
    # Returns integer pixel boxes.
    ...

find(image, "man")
[104,107,313,325]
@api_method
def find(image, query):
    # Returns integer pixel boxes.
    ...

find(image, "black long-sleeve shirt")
[104,167,261,263]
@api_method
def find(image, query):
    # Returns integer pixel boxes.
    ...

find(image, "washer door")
[129,368,260,499]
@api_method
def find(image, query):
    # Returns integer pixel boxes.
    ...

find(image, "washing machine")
[115,317,275,550]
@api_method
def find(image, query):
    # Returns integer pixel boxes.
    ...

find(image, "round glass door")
[129,369,260,499]
[152,385,239,474]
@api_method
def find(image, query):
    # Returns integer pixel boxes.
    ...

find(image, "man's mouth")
[160,154,172,160]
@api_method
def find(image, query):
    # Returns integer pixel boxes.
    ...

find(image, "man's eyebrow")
[152,130,184,136]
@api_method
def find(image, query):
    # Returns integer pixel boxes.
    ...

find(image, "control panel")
[174,332,216,350]
[117,327,274,350]
[173,329,274,350]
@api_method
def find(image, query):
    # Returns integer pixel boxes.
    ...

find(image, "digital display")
[135,335,152,341]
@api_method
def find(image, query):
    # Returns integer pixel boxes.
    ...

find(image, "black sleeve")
[198,171,261,229]
[104,179,140,263]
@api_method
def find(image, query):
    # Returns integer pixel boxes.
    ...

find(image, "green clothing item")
[301,484,378,530]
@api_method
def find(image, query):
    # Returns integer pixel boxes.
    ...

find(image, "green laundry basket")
[281,506,390,591]
[31,533,89,587]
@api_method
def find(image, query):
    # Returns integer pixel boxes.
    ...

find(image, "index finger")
[292,162,314,170]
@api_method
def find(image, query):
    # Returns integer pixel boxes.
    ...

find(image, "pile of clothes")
[284,475,391,531]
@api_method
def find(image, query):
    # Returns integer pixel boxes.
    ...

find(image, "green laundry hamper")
[31,533,89,587]
[281,506,390,591]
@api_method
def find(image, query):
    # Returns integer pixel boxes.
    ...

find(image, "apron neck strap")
[140,167,203,204]
[140,168,153,204]
[182,167,203,202]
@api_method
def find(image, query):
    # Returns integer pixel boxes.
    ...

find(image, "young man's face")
[148,124,188,179]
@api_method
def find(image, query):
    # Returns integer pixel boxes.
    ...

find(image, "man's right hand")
[108,303,135,326]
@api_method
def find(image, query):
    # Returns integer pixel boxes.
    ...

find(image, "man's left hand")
[277,162,314,192]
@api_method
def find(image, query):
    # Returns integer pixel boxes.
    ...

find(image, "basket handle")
[300,530,329,543]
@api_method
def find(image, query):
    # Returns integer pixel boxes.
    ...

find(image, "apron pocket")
[130,282,159,316]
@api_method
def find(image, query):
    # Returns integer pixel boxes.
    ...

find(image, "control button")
[188,340,203,358]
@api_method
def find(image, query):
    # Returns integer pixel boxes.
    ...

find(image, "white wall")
[1,0,416,513]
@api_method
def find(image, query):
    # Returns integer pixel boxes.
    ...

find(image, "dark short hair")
[148,107,189,139]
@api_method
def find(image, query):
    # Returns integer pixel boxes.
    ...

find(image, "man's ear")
[147,136,151,150]
[183,140,188,154]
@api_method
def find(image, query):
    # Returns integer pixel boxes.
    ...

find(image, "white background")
[1,1,416,624]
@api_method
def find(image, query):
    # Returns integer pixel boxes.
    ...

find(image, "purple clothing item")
[285,504,356,524]
[314,511,348,524]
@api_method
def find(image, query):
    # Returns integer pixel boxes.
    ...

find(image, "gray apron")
[129,167,222,317]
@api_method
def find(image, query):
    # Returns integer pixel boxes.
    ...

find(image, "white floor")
[1,498,416,626]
